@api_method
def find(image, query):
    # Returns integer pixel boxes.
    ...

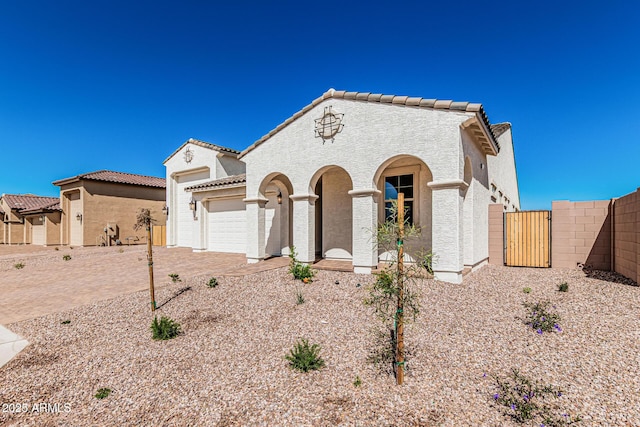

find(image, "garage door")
[208,198,246,253]
[32,218,45,245]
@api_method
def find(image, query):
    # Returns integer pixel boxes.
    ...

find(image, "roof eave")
[461,114,500,156]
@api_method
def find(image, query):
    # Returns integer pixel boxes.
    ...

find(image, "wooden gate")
[152,225,166,246]
[505,211,551,267]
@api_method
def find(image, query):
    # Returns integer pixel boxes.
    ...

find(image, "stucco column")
[245,197,268,263]
[193,198,208,252]
[349,188,381,274]
[290,193,318,264]
[428,179,468,284]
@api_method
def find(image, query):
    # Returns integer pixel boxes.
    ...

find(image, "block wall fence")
[488,187,640,284]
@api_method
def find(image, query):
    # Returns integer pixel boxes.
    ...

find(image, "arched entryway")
[309,166,354,260]
[373,155,433,261]
[258,173,293,257]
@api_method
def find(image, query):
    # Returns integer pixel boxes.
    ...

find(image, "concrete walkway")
[0,325,28,368]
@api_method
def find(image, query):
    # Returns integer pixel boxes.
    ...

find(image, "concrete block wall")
[488,204,504,265]
[551,200,611,270]
[613,188,640,283]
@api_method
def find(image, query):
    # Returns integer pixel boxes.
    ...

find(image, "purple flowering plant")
[523,301,562,334]
[490,369,582,425]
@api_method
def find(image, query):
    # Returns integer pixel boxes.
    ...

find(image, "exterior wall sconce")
[76,212,82,221]
[277,192,282,204]
[162,205,169,216]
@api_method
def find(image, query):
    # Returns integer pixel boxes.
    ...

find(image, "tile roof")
[20,199,61,214]
[491,123,512,139]
[53,170,166,188]
[239,88,499,158]
[163,138,241,164]
[1,194,61,212]
[185,174,246,192]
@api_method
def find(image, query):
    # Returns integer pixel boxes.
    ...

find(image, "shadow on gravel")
[582,267,638,287]
[156,286,192,309]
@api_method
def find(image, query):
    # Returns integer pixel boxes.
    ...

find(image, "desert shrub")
[95,388,112,399]
[151,316,181,340]
[523,287,532,294]
[62,254,71,261]
[491,369,581,424]
[14,262,25,269]
[523,301,562,334]
[168,273,181,283]
[353,376,362,387]
[285,338,325,372]
[61,320,71,325]
[295,288,305,305]
[207,277,218,288]
[558,282,569,292]
[288,246,315,282]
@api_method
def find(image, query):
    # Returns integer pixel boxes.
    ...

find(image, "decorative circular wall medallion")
[314,106,344,143]
[184,147,194,164]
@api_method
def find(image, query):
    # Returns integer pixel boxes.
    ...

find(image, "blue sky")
[1,1,638,209]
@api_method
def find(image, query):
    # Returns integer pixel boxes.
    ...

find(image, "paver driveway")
[0,245,250,325]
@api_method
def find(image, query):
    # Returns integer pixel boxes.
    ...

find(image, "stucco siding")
[487,127,520,211]
[321,168,353,259]
[244,99,473,199]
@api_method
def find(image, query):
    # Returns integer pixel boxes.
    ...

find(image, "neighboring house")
[165,89,520,283]
[52,170,167,246]
[0,194,61,245]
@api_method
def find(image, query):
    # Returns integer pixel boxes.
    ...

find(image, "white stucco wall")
[487,126,520,211]
[164,142,242,248]
[242,98,482,281]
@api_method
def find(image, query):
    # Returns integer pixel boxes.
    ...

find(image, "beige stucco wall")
[59,181,166,246]
[46,212,62,245]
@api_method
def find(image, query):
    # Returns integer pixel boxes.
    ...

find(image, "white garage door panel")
[32,222,45,245]
[208,199,246,253]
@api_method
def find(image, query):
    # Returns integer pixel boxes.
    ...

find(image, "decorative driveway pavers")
[1,245,251,325]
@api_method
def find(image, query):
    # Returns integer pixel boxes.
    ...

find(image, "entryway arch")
[373,155,433,260]
[309,165,354,260]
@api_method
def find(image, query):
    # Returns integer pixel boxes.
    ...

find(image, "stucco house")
[165,89,520,283]
[0,194,61,245]
[52,170,167,246]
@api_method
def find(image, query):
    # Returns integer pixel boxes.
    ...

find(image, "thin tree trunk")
[396,193,405,385]
[147,225,156,311]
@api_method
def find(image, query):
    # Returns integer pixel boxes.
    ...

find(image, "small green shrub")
[168,273,181,283]
[61,320,71,325]
[558,282,569,292]
[288,246,316,282]
[353,375,362,387]
[296,289,305,305]
[523,301,562,334]
[523,287,532,294]
[62,254,71,261]
[14,262,25,269]
[95,388,111,399]
[416,248,436,275]
[151,316,181,340]
[207,277,218,288]
[285,338,325,372]
[491,369,581,424]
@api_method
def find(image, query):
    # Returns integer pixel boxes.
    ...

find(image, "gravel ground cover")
[1,264,638,426]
